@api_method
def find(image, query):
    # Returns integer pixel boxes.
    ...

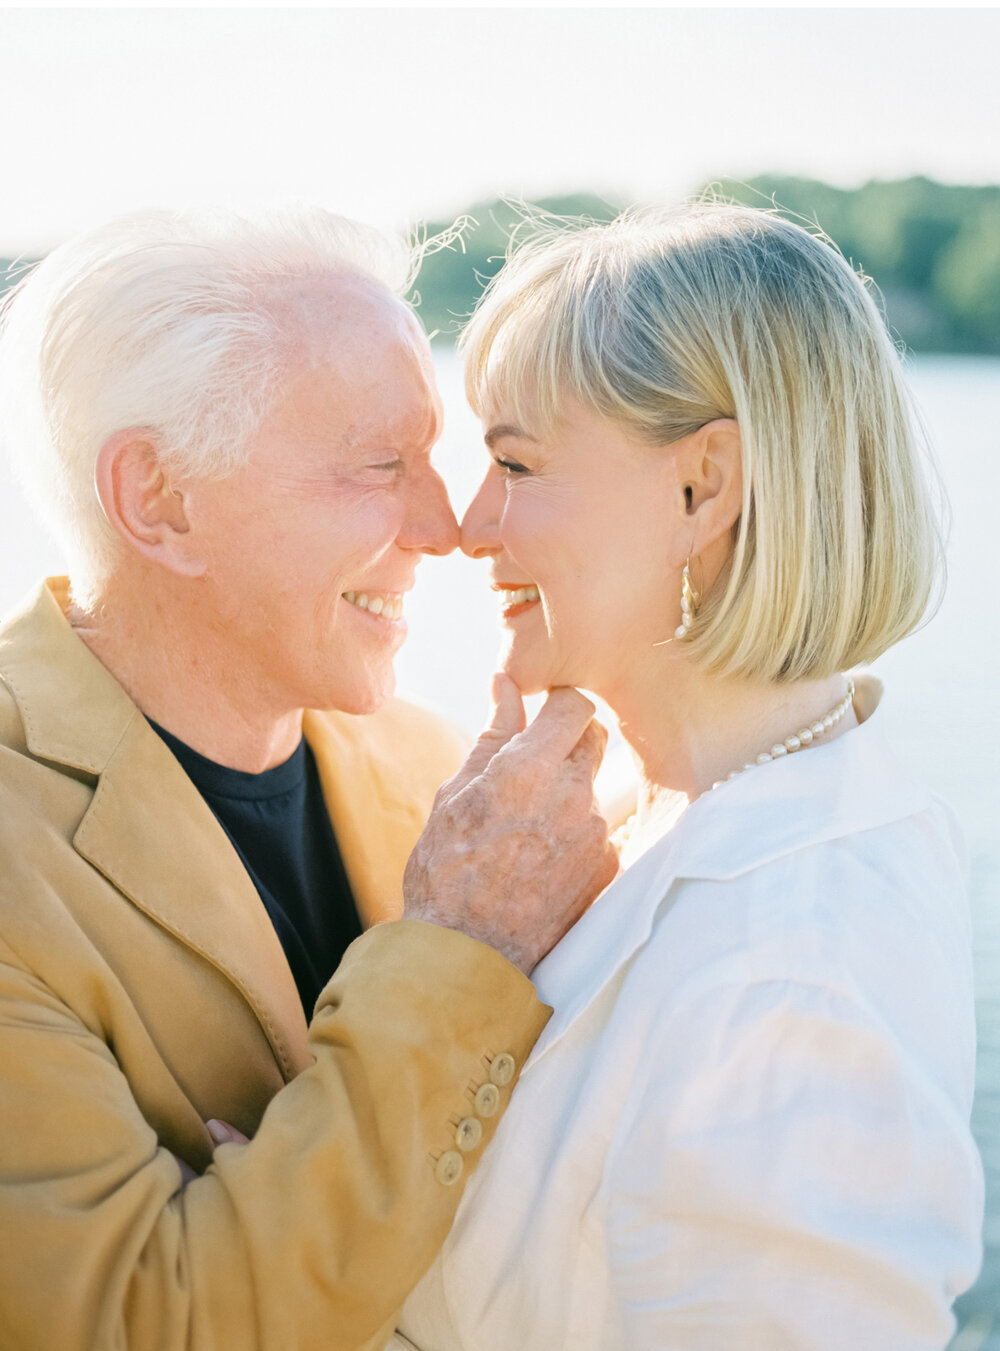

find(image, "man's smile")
[343,589,405,621]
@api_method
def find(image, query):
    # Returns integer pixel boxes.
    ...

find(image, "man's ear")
[673,418,743,556]
[94,429,206,577]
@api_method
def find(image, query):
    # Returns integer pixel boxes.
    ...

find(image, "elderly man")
[0,209,616,1351]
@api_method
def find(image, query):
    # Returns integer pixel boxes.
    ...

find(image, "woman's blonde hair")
[460,202,943,681]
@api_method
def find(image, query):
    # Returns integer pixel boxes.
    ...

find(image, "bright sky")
[0,7,998,254]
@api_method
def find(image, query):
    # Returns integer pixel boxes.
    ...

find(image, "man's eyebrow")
[484,424,537,450]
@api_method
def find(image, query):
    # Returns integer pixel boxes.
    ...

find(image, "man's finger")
[488,672,528,738]
[450,673,527,789]
[510,686,597,768]
[207,1118,250,1147]
[566,716,609,783]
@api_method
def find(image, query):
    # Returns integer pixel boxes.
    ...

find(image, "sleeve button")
[489,1052,516,1087]
[455,1117,483,1152]
[474,1083,501,1118]
[434,1150,464,1186]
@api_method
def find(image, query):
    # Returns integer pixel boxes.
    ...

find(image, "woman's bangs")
[465,285,578,438]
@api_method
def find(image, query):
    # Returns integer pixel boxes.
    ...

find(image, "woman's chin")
[500,648,561,698]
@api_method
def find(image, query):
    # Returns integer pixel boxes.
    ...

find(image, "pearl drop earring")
[674,559,699,640]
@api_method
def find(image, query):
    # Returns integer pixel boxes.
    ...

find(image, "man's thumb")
[449,674,528,790]
[486,672,527,738]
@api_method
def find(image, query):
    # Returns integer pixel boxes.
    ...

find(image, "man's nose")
[460,471,502,559]
[399,465,460,556]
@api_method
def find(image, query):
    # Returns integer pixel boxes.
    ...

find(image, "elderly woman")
[393,205,984,1349]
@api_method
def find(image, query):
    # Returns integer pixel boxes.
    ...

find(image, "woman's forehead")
[474,353,561,440]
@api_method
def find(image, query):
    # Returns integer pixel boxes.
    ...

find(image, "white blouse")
[392,679,984,1351]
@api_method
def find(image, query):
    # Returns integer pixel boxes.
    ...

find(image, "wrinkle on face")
[173,274,451,718]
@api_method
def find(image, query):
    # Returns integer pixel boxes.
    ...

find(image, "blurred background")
[0,8,997,1344]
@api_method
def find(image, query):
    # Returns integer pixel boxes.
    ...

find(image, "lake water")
[1,350,998,1343]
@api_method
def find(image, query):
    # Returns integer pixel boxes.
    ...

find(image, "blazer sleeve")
[0,920,549,1351]
[600,974,983,1351]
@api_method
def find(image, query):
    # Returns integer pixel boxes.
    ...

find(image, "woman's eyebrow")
[484,424,537,449]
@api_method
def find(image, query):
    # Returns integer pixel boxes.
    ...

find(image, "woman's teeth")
[501,585,540,607]
[343,591,404,620]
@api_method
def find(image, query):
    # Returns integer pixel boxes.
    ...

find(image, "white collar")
[527,677,932,1070]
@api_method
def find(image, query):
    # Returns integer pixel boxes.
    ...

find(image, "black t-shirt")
[149,720,363,1019]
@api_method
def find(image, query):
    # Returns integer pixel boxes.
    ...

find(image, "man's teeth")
[502,585,540,606]
[343,591,404,620]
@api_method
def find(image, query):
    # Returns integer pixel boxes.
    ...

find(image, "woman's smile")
[493,582,541,620]
[462,402,683,699]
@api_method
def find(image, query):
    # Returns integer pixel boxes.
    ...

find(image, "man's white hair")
[0,206,417,606]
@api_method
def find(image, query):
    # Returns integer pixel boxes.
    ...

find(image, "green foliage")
[409,177,1000,354]
[408,193,620,343]
[0,258,40,302]
[704,175,1000,354]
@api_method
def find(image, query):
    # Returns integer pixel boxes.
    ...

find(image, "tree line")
[410,177,999,356]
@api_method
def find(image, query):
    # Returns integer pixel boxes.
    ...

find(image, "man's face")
[186,276,458,718]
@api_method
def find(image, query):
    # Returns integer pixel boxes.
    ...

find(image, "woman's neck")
[607,661,858,833]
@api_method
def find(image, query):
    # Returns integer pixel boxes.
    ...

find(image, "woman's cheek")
[501,499,546,568]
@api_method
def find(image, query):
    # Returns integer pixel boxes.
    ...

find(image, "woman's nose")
[460,471,503,559]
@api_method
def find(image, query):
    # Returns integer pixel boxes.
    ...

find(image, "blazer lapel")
[74,715,311,1080]
[1,580,311,1081]
[304,707,425,928]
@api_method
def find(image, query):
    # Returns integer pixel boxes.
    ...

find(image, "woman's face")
[461,399,686,699]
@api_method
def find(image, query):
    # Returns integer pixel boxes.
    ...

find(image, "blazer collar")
[0,578,136,772]
[526,677,932,1072]
[0,579,311,1080]
[304,707,421,928]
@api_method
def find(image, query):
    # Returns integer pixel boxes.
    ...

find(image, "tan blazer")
[0,580,549,1351]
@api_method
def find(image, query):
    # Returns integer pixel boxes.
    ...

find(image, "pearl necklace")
[710,678,856,791]
[615,679,857,856]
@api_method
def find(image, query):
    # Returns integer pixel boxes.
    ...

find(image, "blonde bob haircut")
[460,202,943,682]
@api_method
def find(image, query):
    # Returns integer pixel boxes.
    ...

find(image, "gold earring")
[674,558,700,640]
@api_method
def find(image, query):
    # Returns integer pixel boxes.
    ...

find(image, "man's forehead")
[336,376,443,449]
[276,341,440,450]
[261,274,439,446]
[269,270,419,352]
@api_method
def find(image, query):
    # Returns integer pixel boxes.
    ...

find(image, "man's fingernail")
[206,1119,229,1145]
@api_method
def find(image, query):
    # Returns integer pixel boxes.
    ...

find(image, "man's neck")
[69,578,304,773]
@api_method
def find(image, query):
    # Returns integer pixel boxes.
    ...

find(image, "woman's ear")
[94,429,206,577]
[677,418,743,552]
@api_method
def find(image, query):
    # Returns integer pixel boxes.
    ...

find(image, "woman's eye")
[495,456,529,476]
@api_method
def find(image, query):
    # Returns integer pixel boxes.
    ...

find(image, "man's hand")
[403,675,619,974]
[172,1119,250,1187]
